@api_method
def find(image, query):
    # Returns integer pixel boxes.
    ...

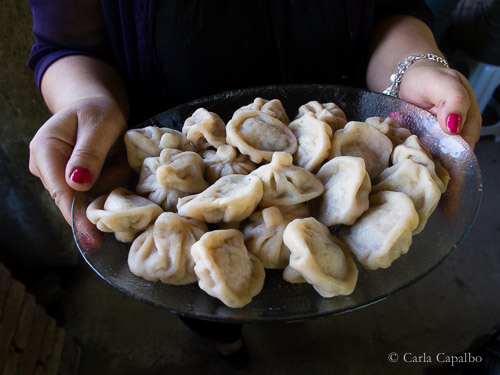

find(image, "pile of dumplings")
[86,97,450,308]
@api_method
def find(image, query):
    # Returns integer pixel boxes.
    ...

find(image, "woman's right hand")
[29,96,128,224]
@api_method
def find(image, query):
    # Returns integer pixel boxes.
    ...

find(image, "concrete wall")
[0,1,79,268]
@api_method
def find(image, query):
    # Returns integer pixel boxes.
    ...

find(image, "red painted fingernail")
[70,167,91,184]
[390,111,401,121]
[447,113,462,134]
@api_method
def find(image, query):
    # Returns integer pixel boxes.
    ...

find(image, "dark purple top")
[27,0,433,125]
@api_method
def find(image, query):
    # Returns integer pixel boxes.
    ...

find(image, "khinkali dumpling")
[435,163,451,194]
[202,145,257,184]
[182,108,227,151]
[283,218,358,298]
[365,117,411,146]
[226,106,297,164]
[372,159,442,234]
[135,148,207,211]
[128,212,207,285]
[124,126,194,172]
[311,156,370,226]
[391,135,449,193]
[190,229,265,308]
[295,101,347,132]
[155,148,209,193]
[177,174,263,223]
[330,121,393,180]
[289,112,333,172]
[136,156,189,211]
[234,97,290,125]
[250,152,324,207]
[243,204,310,269]
[339,191,419,270]
[86,187,163,243]
[282,266,306,284]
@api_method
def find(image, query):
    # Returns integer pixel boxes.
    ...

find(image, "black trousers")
[178,315,242,343]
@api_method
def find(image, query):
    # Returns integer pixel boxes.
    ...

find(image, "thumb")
[65,108,126,191]
[433,80,470,137]
[434,72,481,148]
[401,66,478,140]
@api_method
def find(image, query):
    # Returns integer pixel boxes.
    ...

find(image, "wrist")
[63,96,128,134]
[382,53,449,97]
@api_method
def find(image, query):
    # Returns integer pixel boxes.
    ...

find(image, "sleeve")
[449,0,500,65]
[374,0,434,28]
[27,0,115,91]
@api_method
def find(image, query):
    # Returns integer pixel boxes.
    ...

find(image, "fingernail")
[390,111,401,121]
[70,167,91,184]
[447,113,462,134]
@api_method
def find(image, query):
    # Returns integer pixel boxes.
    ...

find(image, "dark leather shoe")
[217,339,249,369]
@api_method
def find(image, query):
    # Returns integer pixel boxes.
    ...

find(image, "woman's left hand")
[399,62,482,149]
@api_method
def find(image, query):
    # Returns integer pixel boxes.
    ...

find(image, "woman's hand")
[29,97,127,224]
[367,15,482,149]
[399,62,482,149]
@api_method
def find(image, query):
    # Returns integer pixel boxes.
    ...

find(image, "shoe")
[481,326,500,375]
[216,339,249,369]
[424,326,500,375]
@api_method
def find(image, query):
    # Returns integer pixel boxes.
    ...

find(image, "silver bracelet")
[382,53,449,97]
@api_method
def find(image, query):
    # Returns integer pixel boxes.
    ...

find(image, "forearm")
[366,15,443,92]
[40,54,129,119]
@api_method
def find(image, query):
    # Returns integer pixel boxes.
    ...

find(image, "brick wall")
[0,263,80,375]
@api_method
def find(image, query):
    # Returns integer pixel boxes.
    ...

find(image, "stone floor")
[45,136,499,375]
